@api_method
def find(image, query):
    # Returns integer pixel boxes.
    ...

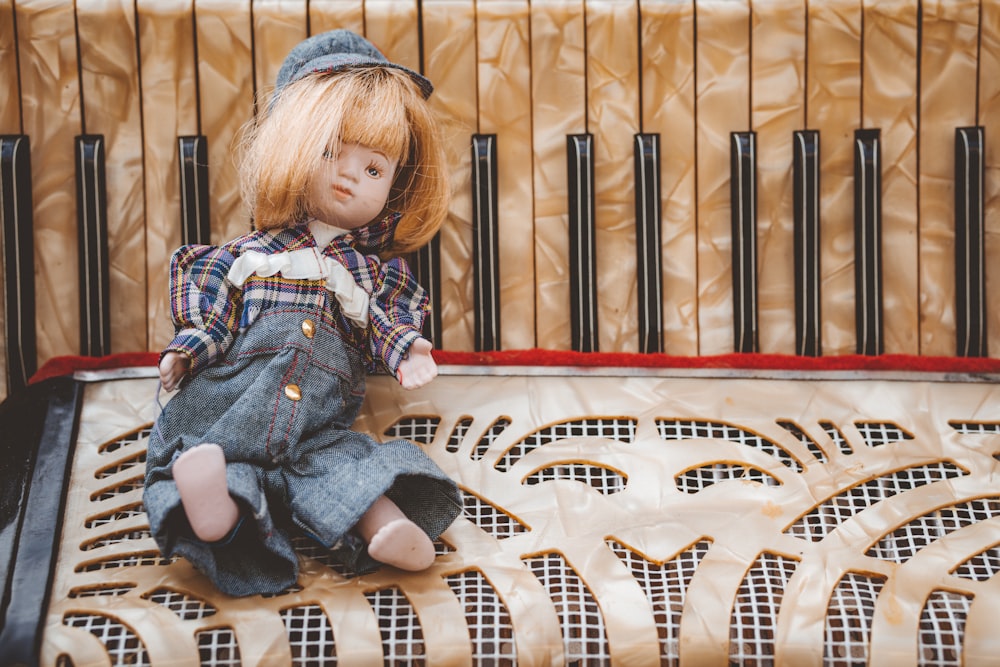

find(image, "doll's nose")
[339,152,366,175]
[336,161,357,181]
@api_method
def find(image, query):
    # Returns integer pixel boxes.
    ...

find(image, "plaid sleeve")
[163,244,239,374]
[368,257,430,374]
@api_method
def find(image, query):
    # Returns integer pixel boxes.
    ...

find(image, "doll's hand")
[159,351,191,392]
[396,338,437,390]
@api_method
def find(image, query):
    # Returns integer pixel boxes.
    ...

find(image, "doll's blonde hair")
[238,67,449,257]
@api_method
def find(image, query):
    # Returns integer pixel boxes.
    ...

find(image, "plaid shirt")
[165,213,428,376]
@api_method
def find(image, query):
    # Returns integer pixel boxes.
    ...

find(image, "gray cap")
[274,29,433,99]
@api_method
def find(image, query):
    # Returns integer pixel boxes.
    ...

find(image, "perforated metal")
[196,627,241,666]
[39,373,1000,665]
[444,570,517,664]
[384,416,441,445]
[729,552,798,665]
[523,552,610,663]
[785,461,967,541]
[657,419,804,471]
[366,588,425,663]
[824,573,886,665]
[496,417,636,471]
[918,590,972,667]
[607,538,711,665]
[281,604,337,664]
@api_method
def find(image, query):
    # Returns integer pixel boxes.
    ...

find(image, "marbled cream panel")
[252,0,307,102]
[587,0,639,353]
[982,0,1000,359]
[77,0,146,355]
[752,0,805,355]
[423,1,477,352]
[531,0,587,350]
[919,1,979,357]
[136,0,199,352]
[695,0,751,355]
[195,0,254,244]
[0,0,18,133]
[640,0,697,357]
[364,0,420,74]
[0,0,16,397]
[308,0,364,34]
[477,0,535,350]
[806,0,861,356]
[17,0,82,366]
[862,0,918,355]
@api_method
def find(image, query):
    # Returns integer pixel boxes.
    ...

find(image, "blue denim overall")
[144,306,462,597]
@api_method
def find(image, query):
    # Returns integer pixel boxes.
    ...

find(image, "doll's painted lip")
[332,185,352,199]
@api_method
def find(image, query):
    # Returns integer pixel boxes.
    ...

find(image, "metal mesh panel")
[366,587,425,664]
[384,416,441,444]
[495,417,636,471]
[98,426,152,454]
[68,584,135,598]
[523,552,609,663]
[39,373,1000,664]
[94,450,146,479]
[84,502,145,529]
[656,419,803,471]
[607,539,711,665]
[777,419,828,463]
[824,573,886,666]
[143,587,217,620]
[675,463,780,493]
[918,590,972,667]
[281,604,337,665]
[853,421,914,447]
[197,627,242,666]
[952,543,1000,581]
[81,528,151,551]
[461,489,528,538]
[77,551,173,572]
[472,417,511,461]
[820,420,854,455]
[446,417,474,453]
[730,552,798,665]
[523,462,627,494]
[949,421,1000,434]
[866,497,1000,562]
[785,461,968,541]
[445,570,517,665]
[63,613,150,666]
[91,476,144,502]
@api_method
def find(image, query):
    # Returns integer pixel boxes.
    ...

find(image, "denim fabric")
[144,306,462,597]
[274,29,434,100]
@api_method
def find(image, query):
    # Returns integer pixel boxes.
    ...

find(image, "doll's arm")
[164,245,239,375]
[395,337,437,389]
[368,257,431,376]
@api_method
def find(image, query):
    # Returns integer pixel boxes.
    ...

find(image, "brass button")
[301,319,316,339]
[284,384,302,401]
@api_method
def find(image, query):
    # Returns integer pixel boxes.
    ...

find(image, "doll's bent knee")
[173,444,241,543]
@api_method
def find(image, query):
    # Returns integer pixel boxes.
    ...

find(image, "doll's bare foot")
[356,496,435,571]
[173,444,240,543]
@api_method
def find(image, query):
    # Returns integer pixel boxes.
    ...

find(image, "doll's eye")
[322,149,335,160]
[366,164,382,178]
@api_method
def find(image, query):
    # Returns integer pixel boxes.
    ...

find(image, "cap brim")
[283,57,434,99]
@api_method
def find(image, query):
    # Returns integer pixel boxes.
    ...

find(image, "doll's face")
[308,142,399,230]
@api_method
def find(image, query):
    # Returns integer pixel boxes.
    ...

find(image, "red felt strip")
[28,349,1000,385]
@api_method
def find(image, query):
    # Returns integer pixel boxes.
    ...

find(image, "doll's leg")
[355,495,435,571]
[173,443,241,543]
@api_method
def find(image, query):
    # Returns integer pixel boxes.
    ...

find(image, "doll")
[143,30,462,597]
